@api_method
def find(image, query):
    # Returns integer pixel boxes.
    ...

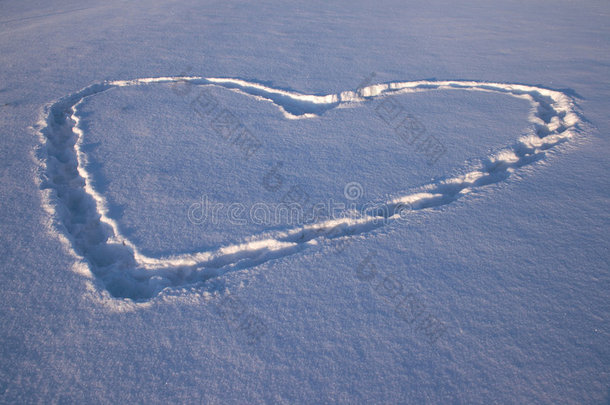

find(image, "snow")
[1,0,609,403]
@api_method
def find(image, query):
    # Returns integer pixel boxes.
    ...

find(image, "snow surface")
[1,0,609,403]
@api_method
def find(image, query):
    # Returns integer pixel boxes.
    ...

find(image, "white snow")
[1,0,609,403]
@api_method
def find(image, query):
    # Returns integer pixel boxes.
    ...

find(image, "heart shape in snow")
[37,77,581,301]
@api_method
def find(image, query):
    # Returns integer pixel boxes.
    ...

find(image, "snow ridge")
[36,77,582,301]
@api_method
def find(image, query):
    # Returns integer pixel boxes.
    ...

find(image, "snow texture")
[1,0,609,403]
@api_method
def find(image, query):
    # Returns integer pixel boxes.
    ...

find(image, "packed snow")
[1,0,609,403]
